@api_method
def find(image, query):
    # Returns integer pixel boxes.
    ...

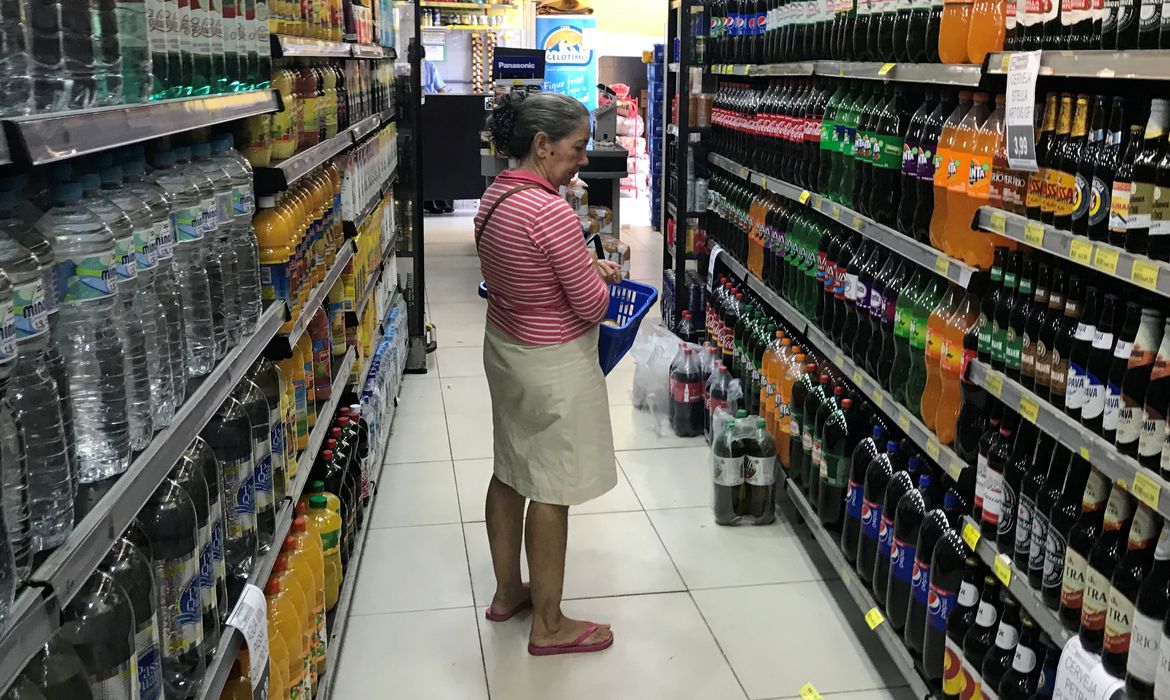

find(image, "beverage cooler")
[664,0,1170,698]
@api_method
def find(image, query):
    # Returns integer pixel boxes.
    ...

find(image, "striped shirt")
[476,169,609,345]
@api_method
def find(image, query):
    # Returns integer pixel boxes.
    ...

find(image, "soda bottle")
[930,92,974,252]
[966,0,1005,62]
[264,573,311,700]
[942,93,990,259]
[858,440,899,587]
[876,467,917,607]
[939,559,985,700]
[745,417,776,522]
[937,279,981,445]
[938,0,974,61]
[913,91,955,246]
[15,636,93,697]
[904,275,944,415]
[1080,483,1137,650]
[887,472,931,634]
[60,570,137,699]
[898,90,936,237]
[818,397,863,529]
[921,282,962,431]
[842,424,887,565]
[809,384,843,508]
[671,347,706,437]
[1102,506,1162,676]
[306,496,342,609]
[909,489,963,662]
[890,267,925,400]
[801,373,833,496]
[788,361,819,486]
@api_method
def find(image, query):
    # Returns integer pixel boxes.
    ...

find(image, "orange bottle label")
[1053,169,1079,216]
[925,326,944,361]
[1025,168,1047,210]
[934,144,954,188]
[947,150,969,193]
[966,155,993,201]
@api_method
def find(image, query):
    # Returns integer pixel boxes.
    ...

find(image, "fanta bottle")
[920,283,961,432]
[777,352,807,469]
[962,96,1004,269]
[265,575,310,700]
[943,92,990,258]
[283,531,327,683]
[760,333,786,440]
[935,284,981,445]
[938,0,974,63]
[929,92,973,252]
[307,495,343,609]
[966,0,1005,65]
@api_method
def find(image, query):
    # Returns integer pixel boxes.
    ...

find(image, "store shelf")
[718,251,968,483]
[960,516,1074,646]
[708,61,980,84]
[283,241,356,350]
[355,265,384,319]
[0,589,63,696]
[667,123,707,142]
[984,50,1170,80]
[784,482,933,700]
[421,0,516,7]
[196,346,358,700]
[975,207,1170,299]
[271,34,354,58]
[966,360,1170,521]
[2,90,281,166]
[254,113,389,194]
[708,153,979,288]
[350,112,385,145]
[350,43,386,59]
[343,164,398,238]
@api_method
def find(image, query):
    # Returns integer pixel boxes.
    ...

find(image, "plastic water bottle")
[172,145,228,362]
[138,475,206,700]
[0,194,72,558]
[14,636,92,698]
[61,1,98,109]
[77,171,153,451]
[60,570,137,698]
[201,396,257,604]
[0,269,17,621]
[120,149,186,403]
[187,436,229,622]
[191,140,243,348]
[0,0,34,116]
[112,0,151,103]
[211,134,262,333]
[96,160,176,429]
[235,376,275,548]
[100,536,163,700]
[149,149,215,378]
[169,452,221,663]
[251,357,289,503]
[92,0,124,105]
[36,181,130,484]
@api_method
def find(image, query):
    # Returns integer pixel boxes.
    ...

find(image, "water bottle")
[92,0,123,105]
[60,570,137,699]
[138,475,205,700]
[169,452,221,664]
[77,171,153,451]
[212,133,262,333]
[0,270,17,622]
[251,357,289,503]
[149,149,215,378]
[100,536,163,700]
[201,396,257,604]
[191,140,242,348]
[112,0,151,103]
[235,376,276,548]
[0,193,72,558]
[0,0,34,116]
[173,145,229,362]
[188,436,229,621]
[96,160,176,429]
[120,149,186,403]
[61,0,98,110]
[16,635,94,698]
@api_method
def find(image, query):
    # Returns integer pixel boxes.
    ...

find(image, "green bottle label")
[909,313,929,350]
[56,250,115,304]
[821,118,836,151]
[876,136,904,169]
[823,453,849,489]
[991,320,1006,365]
[894,303,914,339]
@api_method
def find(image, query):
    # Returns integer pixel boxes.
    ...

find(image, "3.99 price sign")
[1005,51,1043,172]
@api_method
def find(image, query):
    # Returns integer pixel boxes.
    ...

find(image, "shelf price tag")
[799,189,811,204]
[226,584,272,700]
[945,458,964,482]
[985,372,1004,397]
[852,214,864,230]
[1079,446,1091,460]
[1018,396,1040,424]
[832,204,842,219]
[865,608,886,629]
[760,176,769,190]
[994,554,1013,585]
[898,413,911,431]
[851,369,863,385]
[935,257,951,276]
[1005,51,1043,171]
[835,351,845,366]
[1132,472,1162,510]
[800,683,824,700]
[1024,221,1045,246]
[1132,260,1160,290]
[962,521,981,550]
[989,211,1007,233]
[1093,247,1120,275]
[873,392,884,409]
[1070,239,1094,265]
[926,439,941,462]
[878,63,896,76]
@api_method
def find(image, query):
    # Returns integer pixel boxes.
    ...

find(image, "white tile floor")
[334,211,918,700]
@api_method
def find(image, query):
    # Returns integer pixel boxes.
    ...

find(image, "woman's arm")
[534,202,611,323]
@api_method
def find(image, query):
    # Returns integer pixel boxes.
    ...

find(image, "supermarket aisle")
[332,214,915,700]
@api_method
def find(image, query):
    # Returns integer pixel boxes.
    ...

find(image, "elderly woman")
[475,91,623,656]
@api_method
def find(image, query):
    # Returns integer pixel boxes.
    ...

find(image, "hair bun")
[488,91,527,158]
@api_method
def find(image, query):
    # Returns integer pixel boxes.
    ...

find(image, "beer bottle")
[820,397,863,528]
[1013,428,1049,570]
[1041,452,1091,610]
[961,578,1005,700]
[981,419,1015,540]
[1039,0,1065,46]
[997,421,1037,556]
[842,425,886,563]
[1104,0,1125,45]
[1028,442,1071,589]
[1005,254,1034,382]
[1081,292,1121,433]
[990,251,1020,374]
[981,595,1024,697]
[1019,257,1051,393]
[973,402,1003,522]
[1136,317,1170,474]
[1060,468,1113,628]
[1116,309,1165,458]
[1048,272,1083,409]
[1103,302,1150,443]
[1102,505,1162,676]
[995,615,1043,700]
[1054,95,1090,231]
[1032,264,1064,397]
[909,490,964,662]
[940,560,986,700]
[1065,278,1102,418]
[1026,94,1059,223]
[1109,122,1144,248]
[1080,484,1137,652]
[1042,94,1074,226]
[876,468,917,605]
[1071,96,1106,238]
[1088,96,1125,243]
[1116,0,1142,45]
[1025,635,1062,700]
[1124,529,1170,698]
[1149,128,1170,262]
[1126,99,1170,256]
[858,439,899,587]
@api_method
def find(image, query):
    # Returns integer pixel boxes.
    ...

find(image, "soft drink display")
[711,410,777,525]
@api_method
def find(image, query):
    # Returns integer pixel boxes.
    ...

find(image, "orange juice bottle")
[273,553,317,692]
[938,0,975,63]
[963,96,1004,269]
[283,530,327,682]
[936,286,981,445]
[920,283,961,432]
[943,92,989,258]
[265,575,310,700]
[966,0,1005,65]
[255,196,296,332]
[222,658,253,700]
[929,92,973,252]
[307,495,343,609]
[294,333,316,431]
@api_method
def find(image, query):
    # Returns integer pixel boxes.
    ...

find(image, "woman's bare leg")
[485,475,528,614]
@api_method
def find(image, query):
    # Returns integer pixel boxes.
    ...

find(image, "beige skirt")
[483,322,617,506]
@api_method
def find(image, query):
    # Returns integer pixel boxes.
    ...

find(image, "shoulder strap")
[475,183,543,249]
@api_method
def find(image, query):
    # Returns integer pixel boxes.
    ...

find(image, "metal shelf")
[975,207,1170,299]
[283,241,356,350]
[254,113,390,194]
[708,153,978,288]
[0,589,62,696]
[708,61,981,84]
[2,90,281,166]
[666,124,706,142]
[272,34,354,58]
[349,113,386,145]
[967,360,1170,520]
[784,482,933,700]
[350,44,386,59]
[961,516,1074,646]
[985,50,1170,79]
[196,346,358,700]
[343,164,398,238]
[710,62,814,76]
[354,265,384,320]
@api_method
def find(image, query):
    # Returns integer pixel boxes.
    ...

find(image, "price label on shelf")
[1093,247,1120,275]
[1079,446,1090,460]
[994,554,1013,585]
[1024,222,1045,246]
[873,392,884,409]
[962,521,981,550]
[898,414,911,431]
[852,214,864,230]
[835,351,845,366]
[832,204,842,219]
[1070,239,1094,264]
[865,607,886,629]
[800,683,824,700]
[878,63,896,76]
[851,369,863,385]
[989,211,1007,233]
[1019,396,1040,423]
[799,190,811,204]
[226,584,272,700]
[1005,51,1042,171]
[985,372,1004,397]
[1132,472,1162,510]
[926,440,941,461]
[945,458,964,482]
[760,177,769,190]
[1132,260,1160,290]
[935,257,951,275]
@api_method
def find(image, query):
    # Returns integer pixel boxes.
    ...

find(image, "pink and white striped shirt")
[476,170,609,345]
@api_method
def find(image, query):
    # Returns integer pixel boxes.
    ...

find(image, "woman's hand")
[593,259,623,285]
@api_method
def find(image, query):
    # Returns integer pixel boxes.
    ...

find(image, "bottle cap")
[152,150,176,167]
[283,535,298,552]
[834,386,844,396]
[51,181,83,201]
[273,554,289,573]
[326,439,337,451]
[736,409,748,418]
[872,425,885,439]
[805,363,817,371]
[339,407,350,416]
[309,480,325,493]
[191,141,211,158]
[295,501,307,517]
[265,578,281,595]
[292,516,308,534]
[918,474,932,489]
[349,404,361,416]
[322,450,333,460]
[310,495,329,509]
[841,398,852,408]
[886,440,899,452]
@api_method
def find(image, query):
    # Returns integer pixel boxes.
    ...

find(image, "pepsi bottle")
[841,425,887,566]
[875,468,917,606]
[888,473,931,634]
[858,440,899,588]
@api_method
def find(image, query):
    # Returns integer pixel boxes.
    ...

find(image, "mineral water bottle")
[77,171,153,451]
[92,0,124,105]
[121,149,186,402]
[0,270,18,621]
[22,0,66,112]
[149,149,215,378]
[97,161,176,429]
[192,140,243,348]
[36,180,130,484]
[60,570,137,698]
[172,145,228,361]
[61,0,98,109]
[112,0,152,103]
[201,396,257,604]
[235,376,276,548]
[212,133,262,334]
[187,436,229,621]
[0,196,72,558]
[0,0,34,116]
[169,452,221,663]
[100,536,164,700]
[251,357,289,503]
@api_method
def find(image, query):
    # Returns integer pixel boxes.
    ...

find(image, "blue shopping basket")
[477,278,659,375]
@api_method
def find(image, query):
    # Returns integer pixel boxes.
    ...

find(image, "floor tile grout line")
[347,602,479,617]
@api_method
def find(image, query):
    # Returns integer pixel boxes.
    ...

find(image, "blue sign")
[537,16,598,112]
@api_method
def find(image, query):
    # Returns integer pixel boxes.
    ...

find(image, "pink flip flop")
[527,622,614,656]
[484,597,533,622]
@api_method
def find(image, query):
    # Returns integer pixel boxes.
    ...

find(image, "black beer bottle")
[1027,442,1070,590]
[990,251,1020,374]
[1087,96,1124,243]
[1102,301,1145,443]
[1124,529,1170,698]
[1126,99,1170,256]
[1013,431,1051,571]
[979,249,1006,364]
[972,402,1002,523]
[1101,505,1162,677]
[1059,467,1113,628]
[981,419,1015,541]
[939,559,985,700]
[981,596,1023,696]
[1148,129,1170,262]
[1031,265,1063,398]
[1047,272,1084,410]
[1065,278,1102,419]
[996,615,1043,700]
[1019,257,1051,393]
[1080,291,1120,433]
[1026,94,1059,223]
[1028,636,1062,700]
[961,577,1005,700]
[997,420,1037,557]
[1005,253,1034,382]
[1116,0,1142,46]
[1080,484,1137,653]
[908,489,963,663]
[1108,122,1144,248]
[1054,94,1090,232]
[1043,95,1074,227]
[1116,308,1165,459]
[1138,317,1170,476]
[1041,452,1091,610]
[1071,96,1105,238]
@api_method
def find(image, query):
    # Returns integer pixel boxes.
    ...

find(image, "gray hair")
[487,91,590,159]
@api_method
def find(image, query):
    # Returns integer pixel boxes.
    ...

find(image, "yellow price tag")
[962,521,981,550]
[761,177,769,190]
[852,214,864,230]
[989,211,1007,234]
[1019,396,1039,424]
[799,190,811,204]
[865,608,886,629]
[832,204,842,218]
[800,683,824,700]
[898,414,911,431]
[1024,222,1045,247]
[835,351,845,367]
[1079,446,1090,460]
[985,372,1004,398]
[1094,247,1120,275]
[946,458,964,482]
[994,554,1013,585]
[1132,260,1160,290]
[1132,472,1162,510]
[999,54,1011,71]
[935,257,951,276]
[873,392,884,409]
[852,369,863,385]
[878,62,896,76]
[1070,239,1094,265]
[926,440,941,461]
